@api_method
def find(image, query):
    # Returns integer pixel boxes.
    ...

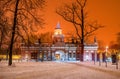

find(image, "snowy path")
[0,62,120,79]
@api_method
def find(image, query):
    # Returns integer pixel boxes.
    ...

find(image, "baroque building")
[21,22,98,62]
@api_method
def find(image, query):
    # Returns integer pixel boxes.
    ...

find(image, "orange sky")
[42,0,120,45]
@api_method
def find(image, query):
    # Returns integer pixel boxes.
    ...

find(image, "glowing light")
[106,46,108,49]
[0,55,21,59]
[106,46,109,52]
[90,50,94,53]
[85,55,89,60]
[86,50,88,52]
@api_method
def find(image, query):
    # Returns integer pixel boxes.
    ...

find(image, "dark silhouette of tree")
[56,0,103,61]
[116,32,120,47]
[40,32,52,43]
[0,2,11,56]
[109,32,120,51]
[97,40,105,51]
[1,0,45,66]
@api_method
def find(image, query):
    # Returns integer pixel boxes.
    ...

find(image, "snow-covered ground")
[77,61,120,70]
[0,61,120,79]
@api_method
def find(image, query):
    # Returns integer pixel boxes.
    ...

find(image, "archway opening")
[55,50,65,61]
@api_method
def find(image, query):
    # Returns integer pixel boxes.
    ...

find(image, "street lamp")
[105,46,108,67]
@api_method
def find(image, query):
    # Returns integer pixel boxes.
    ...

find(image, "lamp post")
[116,52,118,69]
[99,51,101,66]
[50,44,52,61]
[105,46,108,67]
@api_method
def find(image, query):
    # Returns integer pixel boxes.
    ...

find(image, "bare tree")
[56,0,103,61]
[40,32,52,43]
[0,2,11,56]
[116,32,120,47]
[1,0,45,66]
[109,32,120,51]
[0,15,8,54]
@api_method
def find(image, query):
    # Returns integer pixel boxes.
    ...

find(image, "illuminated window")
[85,55,89,60]
[86,50,89,52]
[73,53,76,57]
[25,54,28,59]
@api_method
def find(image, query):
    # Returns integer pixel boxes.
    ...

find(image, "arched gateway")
[55,50,65,61]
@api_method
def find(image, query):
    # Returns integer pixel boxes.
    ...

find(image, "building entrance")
[55,50,65,61]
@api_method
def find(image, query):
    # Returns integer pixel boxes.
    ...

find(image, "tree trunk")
[0,36,3,55]
[8,0,19,66]
[80,8,84,61]
[6,49,9,60]
[0,31,4,55]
